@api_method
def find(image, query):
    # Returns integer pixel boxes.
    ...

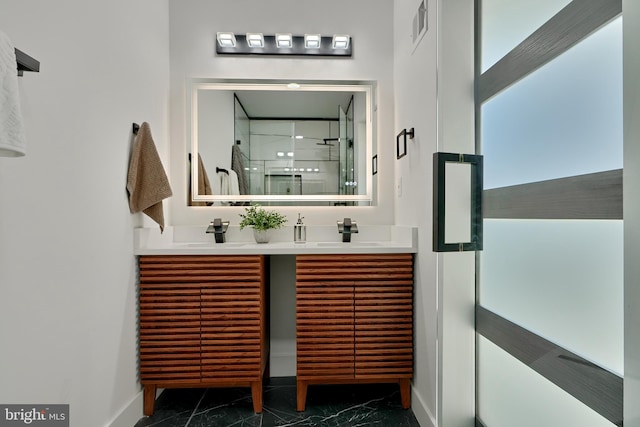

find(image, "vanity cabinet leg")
[399,378,411,409]
[296,380,308,412]
[251,380,263,413]
[143,384,157,416]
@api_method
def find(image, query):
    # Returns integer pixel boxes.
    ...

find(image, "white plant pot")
[253,229,272,243]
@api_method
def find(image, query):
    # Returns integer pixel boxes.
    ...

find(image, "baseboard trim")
[411,385,436,427]
[107,390,144,427]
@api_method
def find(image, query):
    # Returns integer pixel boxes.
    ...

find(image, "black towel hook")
[132,123,140,135]
[396,128,415,159]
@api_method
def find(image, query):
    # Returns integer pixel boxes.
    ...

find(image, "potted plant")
[239,204,288,243]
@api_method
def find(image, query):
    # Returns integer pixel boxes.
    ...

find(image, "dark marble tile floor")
[134,377,422,427]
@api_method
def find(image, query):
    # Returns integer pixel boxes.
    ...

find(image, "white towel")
[219,171,231,196]
[218,169,240,196]
[228,169,240,196]
[0,30,26,157]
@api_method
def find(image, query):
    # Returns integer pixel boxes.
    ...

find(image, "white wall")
[393,0,439,425]
[436,2,476,427]
[624,1,640,426]
[394,1,476,426]
[0,2,170,426]
[168,0,395,226]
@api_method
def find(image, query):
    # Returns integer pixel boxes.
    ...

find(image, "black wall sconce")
[396,128,414,159]
[216,32,352,57]
[433,152,483,252]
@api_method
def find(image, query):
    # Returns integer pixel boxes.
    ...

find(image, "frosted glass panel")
[478,336,616,427]
[481,219,623,375]
[482,17,622,189]
[481,0,572,72]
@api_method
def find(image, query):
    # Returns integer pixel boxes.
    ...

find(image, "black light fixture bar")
[216,35,352,57]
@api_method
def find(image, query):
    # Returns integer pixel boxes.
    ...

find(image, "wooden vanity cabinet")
[138,255,268,416]
[296,253,413,411]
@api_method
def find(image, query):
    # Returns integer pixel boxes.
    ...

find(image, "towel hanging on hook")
[127,122,172,232]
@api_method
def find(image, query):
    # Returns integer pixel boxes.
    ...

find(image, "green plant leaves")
[239,204,288,231]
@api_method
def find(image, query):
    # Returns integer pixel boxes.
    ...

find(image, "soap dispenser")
[294,213,306,243]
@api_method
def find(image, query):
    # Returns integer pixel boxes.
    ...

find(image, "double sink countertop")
[134,225,418,255]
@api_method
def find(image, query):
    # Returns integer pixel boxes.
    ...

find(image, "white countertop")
[134,225,418,255]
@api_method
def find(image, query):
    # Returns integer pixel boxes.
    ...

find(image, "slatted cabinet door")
[201,255,267,411]
[139,256,202,384]
[354,254,413,408]
[295,254,414,412]
[296,255,357,411]
[296,278,355,380]
[138,255,267,416]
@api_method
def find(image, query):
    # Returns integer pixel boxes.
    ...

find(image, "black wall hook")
[15,48,39,77]
[132,123,140,135]
[396,128,415,159]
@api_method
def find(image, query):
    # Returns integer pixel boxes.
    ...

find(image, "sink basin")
[180,242,248,247]
[353,242,383,247]
[316,242,382,247]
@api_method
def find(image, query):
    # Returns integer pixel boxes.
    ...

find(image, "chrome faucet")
[337,218,358,242]
[206,218,229,243]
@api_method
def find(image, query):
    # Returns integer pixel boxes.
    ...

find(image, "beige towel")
[127,122,172,232]
[231,144,248,194]
[188,153,213,206]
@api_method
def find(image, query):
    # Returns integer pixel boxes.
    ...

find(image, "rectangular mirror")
[188,80,375,206]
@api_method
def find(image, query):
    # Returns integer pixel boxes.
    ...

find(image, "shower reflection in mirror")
[189,82,373,206]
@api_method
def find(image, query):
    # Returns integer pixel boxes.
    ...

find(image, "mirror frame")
[188,79,375,204]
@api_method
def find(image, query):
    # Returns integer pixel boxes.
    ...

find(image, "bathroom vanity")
[134,225,417,415]
[138,254,268,415]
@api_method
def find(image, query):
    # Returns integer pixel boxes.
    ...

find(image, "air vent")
[412,0,428,53]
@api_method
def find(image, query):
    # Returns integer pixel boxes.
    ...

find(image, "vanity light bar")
[215,33,352,56]
[285,167,321,173]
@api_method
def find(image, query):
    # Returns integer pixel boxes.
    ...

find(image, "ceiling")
[234,90,354,119]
